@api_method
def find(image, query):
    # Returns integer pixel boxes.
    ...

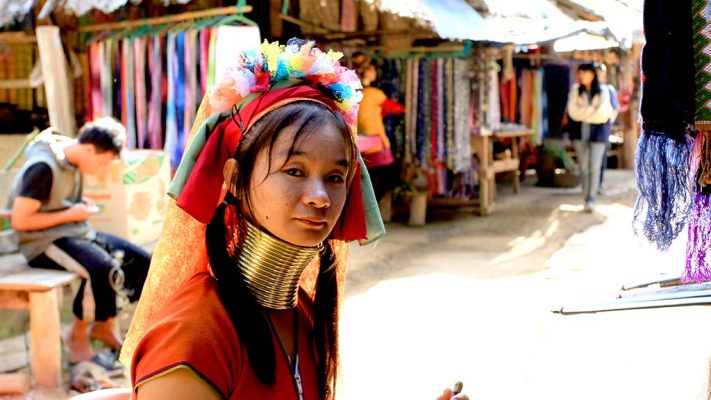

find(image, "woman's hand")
[436,387,470,400]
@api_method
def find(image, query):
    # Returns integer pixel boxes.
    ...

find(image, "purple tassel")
[684,193,711,282]
[633,130,694,251]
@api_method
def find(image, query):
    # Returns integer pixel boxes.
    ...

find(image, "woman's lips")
[296,218,327,228]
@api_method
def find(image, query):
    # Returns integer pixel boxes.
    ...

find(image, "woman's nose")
[303,178,330,208]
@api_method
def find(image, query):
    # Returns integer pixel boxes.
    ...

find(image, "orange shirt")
[131,272,320,400]
[357,86,391,148]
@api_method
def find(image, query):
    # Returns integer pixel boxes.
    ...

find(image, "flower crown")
[209,38,363,126]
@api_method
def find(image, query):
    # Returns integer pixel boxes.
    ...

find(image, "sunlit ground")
[339,173,711,400]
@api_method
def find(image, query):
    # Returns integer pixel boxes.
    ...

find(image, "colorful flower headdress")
[209,38,363,126]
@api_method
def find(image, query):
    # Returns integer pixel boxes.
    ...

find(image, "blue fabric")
[175,33,186,168]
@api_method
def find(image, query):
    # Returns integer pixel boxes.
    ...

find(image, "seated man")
[7,118,150,363]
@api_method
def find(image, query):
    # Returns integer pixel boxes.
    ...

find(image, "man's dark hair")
[77,118,125,155]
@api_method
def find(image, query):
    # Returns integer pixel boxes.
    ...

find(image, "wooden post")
[35,26,76,136]
[408,192,427,226]
[29,288,61,387]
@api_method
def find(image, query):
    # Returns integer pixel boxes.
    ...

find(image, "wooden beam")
[279,15,333,33]
[0,80,32,90]
[77,6,253,32]
[0,33,37,44]
[36,26,76,136]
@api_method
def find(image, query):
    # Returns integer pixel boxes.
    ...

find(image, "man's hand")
[66,203,98,222]
[11,197,96,231]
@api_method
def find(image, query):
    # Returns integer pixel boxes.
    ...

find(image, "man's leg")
[89,232,151,351]
[45,236,120,356]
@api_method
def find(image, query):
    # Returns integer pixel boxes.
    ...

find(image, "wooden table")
[471,128,533,215]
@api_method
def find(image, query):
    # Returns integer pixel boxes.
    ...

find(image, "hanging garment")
[454,59,471,174]
[147,35,163,150]
[101,38,114,119]
[134,37,148,149]
[487,62,501,130]
[121,38,137,149]
[684,0,711,282]
[199,28,210,97]
[165,33,179,170]
[436,58,445,164]
[184,30,199,142]
[89,41,103,121]
[634,0,695,253]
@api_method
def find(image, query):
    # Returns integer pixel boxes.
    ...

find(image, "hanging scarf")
[164,33,179,170]
[634,0,696,252]
[101,38,114,119]
[147,35,163,150]
[134,37,148,149]
[121,38,137,149]
[684,0,711,281]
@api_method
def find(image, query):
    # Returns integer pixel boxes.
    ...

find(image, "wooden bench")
[0,248,78,388]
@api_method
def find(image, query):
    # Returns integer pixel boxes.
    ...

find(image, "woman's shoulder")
[132,272,240,398]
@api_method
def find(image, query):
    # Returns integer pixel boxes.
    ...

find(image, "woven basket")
[299,0,341,34]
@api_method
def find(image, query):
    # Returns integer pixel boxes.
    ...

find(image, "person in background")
[7,118,151,366]
[351,52,405,202]
[596,63,620,195]
[566,63,615,212]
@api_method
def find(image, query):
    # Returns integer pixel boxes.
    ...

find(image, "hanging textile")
[121,38,137,149]
[487,62,501,131]
[164,33,179,170]
[134,37,148,149]
[147,35,163,150]
[634,0,695,253]
[100,38,115,119]
[454,59,471,174]
[684,0,711,281]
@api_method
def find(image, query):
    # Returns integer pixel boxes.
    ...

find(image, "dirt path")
[339,170,711,400]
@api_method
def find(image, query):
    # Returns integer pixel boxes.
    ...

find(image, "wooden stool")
[0,253,78,388]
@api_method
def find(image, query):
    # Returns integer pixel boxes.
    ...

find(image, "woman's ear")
[223,158,239,198]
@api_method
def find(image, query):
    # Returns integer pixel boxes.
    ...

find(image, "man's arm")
[10,196,93,231]
[10,162,94,231]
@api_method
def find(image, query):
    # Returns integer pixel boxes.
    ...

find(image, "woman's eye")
[285,168,304,177]
[328,175,345,184]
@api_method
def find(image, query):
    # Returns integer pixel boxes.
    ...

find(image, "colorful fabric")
[147,35,163,150]
[132,272,320,400]
[164,34,179,170]
[134,37,148,149]
[89,41,102,121]
[634,0,696,253]
[121,39,137,149]
[101,38,114,119]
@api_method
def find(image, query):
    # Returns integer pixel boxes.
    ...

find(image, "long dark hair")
[205,101,357,399]
[577,63,601,99]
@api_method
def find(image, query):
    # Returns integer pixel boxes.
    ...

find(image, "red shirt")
[131,272,320,400]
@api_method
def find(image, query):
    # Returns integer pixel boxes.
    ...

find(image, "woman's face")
[245,121,351,247]
[578,70,595,86]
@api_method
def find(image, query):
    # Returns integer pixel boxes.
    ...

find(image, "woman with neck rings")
[122,39,468,400]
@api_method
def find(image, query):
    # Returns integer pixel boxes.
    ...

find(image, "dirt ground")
[3,169,710,399]
[340,170,711,400]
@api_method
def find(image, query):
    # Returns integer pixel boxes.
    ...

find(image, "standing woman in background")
[567,63,614,212]
[351,53,404,203]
